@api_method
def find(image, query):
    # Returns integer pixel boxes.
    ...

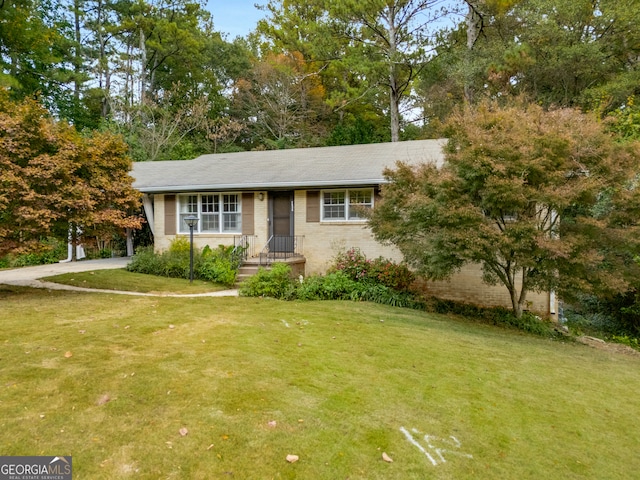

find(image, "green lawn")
[42,269,230,294]
[1,285,639,479]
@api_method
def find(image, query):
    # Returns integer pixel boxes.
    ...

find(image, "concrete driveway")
[0,257,238,297]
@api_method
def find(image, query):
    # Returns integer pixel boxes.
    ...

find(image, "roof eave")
[134,178,388,194]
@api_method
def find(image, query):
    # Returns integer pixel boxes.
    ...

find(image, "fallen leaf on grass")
[286,454,299,463]
[382,452,393,463]
[64,351,73,358]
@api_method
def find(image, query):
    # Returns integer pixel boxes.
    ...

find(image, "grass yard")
[1,285,639,479]
[42,269,229,294]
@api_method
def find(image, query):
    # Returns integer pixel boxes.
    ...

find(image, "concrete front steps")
[236,256,306,283]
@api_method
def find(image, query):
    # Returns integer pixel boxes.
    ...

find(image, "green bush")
[360,284,425,309]
[332,247,415,291]
[197,245,239,287]
[3,238,66,267]
[295,271,425,309]
[126,246,164,275]
[297,271,365,301]
[127,241,239,286]
[160,250,192,278]
[169,236,191,254]
[239,263,296,299]
[295,274,331,300]
[564,292,640,340]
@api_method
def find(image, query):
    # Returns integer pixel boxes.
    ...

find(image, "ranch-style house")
[131,139,557,316]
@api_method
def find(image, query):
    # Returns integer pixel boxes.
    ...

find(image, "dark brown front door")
[270,191,294,252]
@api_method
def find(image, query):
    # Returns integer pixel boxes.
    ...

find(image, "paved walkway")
[0,257,239,297]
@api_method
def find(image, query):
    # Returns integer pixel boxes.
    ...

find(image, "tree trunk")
[508,270,529,318]
[139,28,146,104]
[96,0,111,118]
[389,78,400,142]
[74,0,83,105]
[464,3,483,103]
[387,8,400,142]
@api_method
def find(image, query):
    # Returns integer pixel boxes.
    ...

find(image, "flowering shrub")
[333,247,370,280]
[332,248,415,292]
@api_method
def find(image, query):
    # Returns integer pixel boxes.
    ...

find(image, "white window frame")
[321,188,373,222]
[177,193,242,234]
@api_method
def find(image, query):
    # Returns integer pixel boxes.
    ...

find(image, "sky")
[206,0,267,39]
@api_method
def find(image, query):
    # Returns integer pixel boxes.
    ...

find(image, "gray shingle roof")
[131,139,447,193]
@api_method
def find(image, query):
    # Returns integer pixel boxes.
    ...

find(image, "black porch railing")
[259,235,304,266]
[232,235,257,265]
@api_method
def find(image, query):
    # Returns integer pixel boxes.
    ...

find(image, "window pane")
[222,213,241,232]
[201,213,219,232]
[324,191,345,205]
[223,194,238,212]
[222,195,241,232]
[202,195,218,213]
[177,193,241,233]
[349,190,372,205]
[178,195,198,233]
[323,191,346,220]
[348,189,373,219]
[179,195,198,213]
[179,214,196,232]
[324,205,345,219]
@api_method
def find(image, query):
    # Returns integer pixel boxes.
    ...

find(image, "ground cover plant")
[42,269,228,294]
[1,285,639,479]
[0,238,67,269]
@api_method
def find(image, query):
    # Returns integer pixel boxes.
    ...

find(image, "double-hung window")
[178,193,241,233]
[321,188,373,221]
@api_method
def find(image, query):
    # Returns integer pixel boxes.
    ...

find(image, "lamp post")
[184,215,199,283]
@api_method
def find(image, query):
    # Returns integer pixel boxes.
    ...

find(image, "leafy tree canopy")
[369,100,640,316]
[0,90,142,257]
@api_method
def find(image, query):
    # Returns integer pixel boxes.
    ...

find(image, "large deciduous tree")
[369,100,640,317]
[0,91,142,258]
[232,52,329,149]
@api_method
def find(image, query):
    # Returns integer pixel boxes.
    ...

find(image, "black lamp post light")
[184,215,199,283]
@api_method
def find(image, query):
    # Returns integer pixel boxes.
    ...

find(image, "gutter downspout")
[142,194,155,237]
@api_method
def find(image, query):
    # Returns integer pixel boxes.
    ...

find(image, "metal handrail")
[259,235,304,266]
[232,235,257,267]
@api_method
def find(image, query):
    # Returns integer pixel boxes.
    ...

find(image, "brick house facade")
[131,140,557,317]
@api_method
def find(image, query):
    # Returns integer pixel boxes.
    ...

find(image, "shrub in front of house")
[332,247,415,292]
[127,239,239,286]
[239,263,297,299]
[296,271,367,301]
[197,245,240,287]
[241,253,425,310]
